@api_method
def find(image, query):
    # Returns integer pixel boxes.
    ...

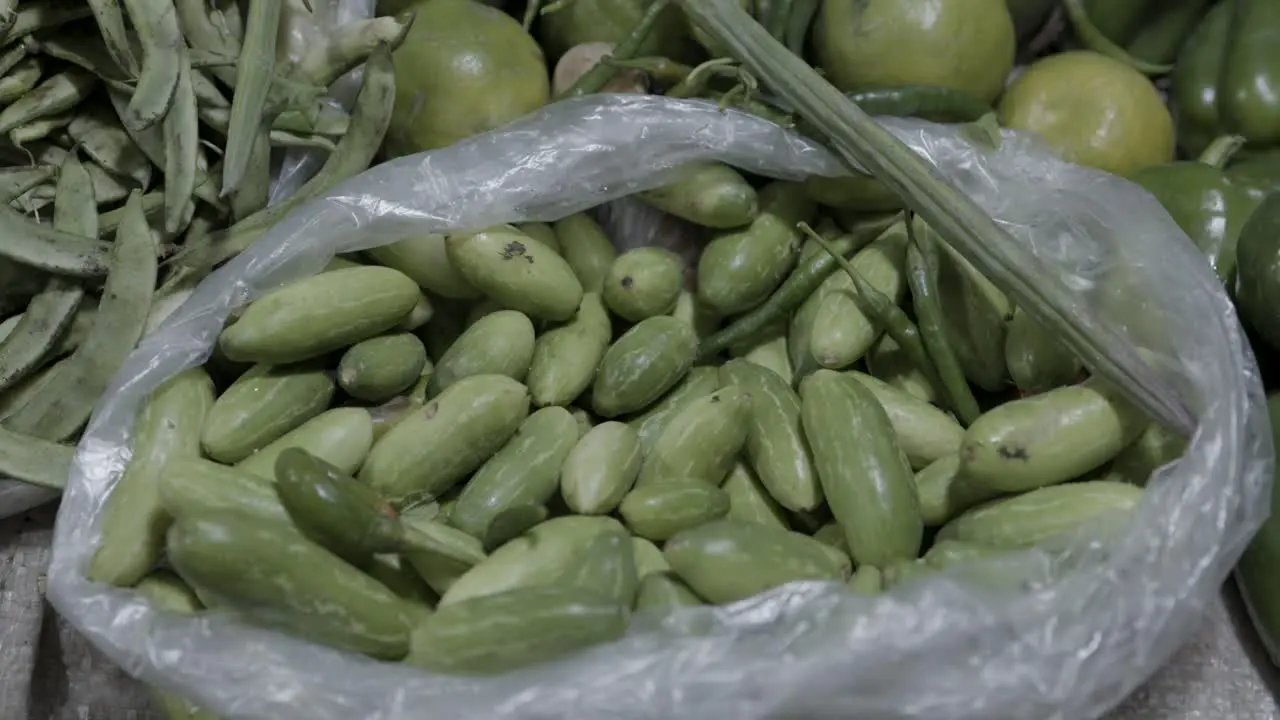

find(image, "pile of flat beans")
[0,0,407,496]
[92,198,1175,677]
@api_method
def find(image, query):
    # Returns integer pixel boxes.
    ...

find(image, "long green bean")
[98,192,166,236]
[232,130,272,221]
[175,0,241,86]
[168,45,396,277]
[0,69,98,136]
[163,50,199,234]
[106,88,224,211]
[67,107,154,190]
[0,1,92,46]
[0,204,113,277]
[3,192,156,442]
[86,0,140,75]
[120,0,183,131]
[0,166,57,204]
[10,112,77,147]
[0,43,26,78]
[293,13,415,88]
[223,0,282,195]
[0,424,75,490]
[0,154,92,394]
[0,57,44,106]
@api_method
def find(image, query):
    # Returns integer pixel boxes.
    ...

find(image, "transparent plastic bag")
[47,95,1271,720]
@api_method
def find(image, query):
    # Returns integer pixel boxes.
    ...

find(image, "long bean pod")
[0,166,57,204]
[106,88,224,210]
[294,13,415,88]
[0,1,92,46]
[0,43,26,78]
[231,130,272,221]
[67,107,154,190]
[175,0,241,87]
[0,424,75,491]
[162,50,199,234]
[0,57,43,105]
[223,0,282,195]
[120,0,184,131]
[0,68,98,137]
[169,45,396,277]
[10,113,77,147]
[86,0,140,75]
[0,155,92,394]
[4,192,156,441]
[0,204,113,277]
[904,222,981,425]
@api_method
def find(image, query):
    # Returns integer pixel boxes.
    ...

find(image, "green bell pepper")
[1235,393,1280,666]
[1227,151,1280,203]
[1128,136,1258,284]
[1235,191,1280,351]
[1170,0,1231,157]
[1221,0,1280,146]
[1067,0,1209,74]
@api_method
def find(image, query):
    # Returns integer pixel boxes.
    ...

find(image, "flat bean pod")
[169,45,396,275]
[3,192,155,441]
[120,0,184,130]
[162,49,199,234]
[0,1,92,46]
[0,154,92,394]
[86,0,140,75]
[222,0,281,195]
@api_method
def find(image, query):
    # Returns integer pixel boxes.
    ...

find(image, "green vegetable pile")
[0,0,415,499]
[2,0,1277,712]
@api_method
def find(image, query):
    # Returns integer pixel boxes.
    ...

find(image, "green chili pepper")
[904,220,980,425]
[696,213,897,361]
[1127,135,1257,283]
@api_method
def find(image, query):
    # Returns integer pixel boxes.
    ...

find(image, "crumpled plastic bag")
[46,94,1271,720]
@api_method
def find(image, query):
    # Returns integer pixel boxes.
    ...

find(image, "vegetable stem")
[1197,135,1247,169]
